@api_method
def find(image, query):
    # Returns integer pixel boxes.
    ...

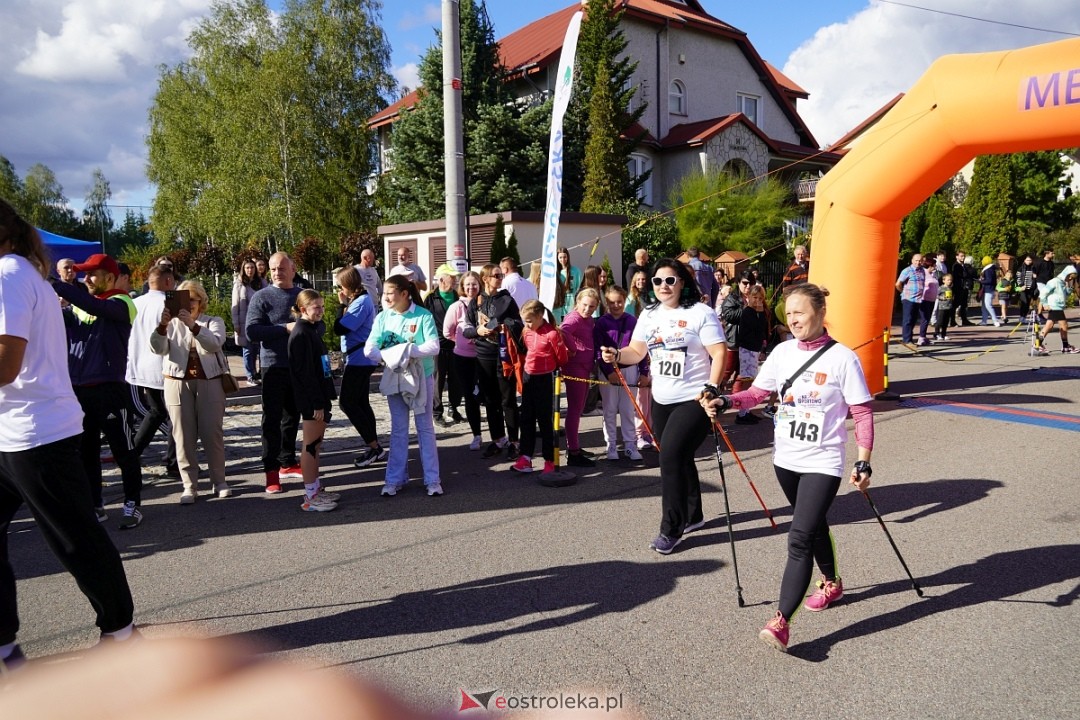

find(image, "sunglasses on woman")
[651,276,678,287]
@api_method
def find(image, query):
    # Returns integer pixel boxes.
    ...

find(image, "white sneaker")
[179,490,196,505]
[380,483,402,497]
[469,436,482,451]
[426,483,444,496]
[606,446,619,460]
[301,493,337,512]
[626,446,643,461]
[215,485,233,499]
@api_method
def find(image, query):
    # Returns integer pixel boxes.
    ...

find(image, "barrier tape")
[897,316,1028,362]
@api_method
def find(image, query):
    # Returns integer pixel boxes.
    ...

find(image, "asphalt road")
[8,318,1079,719]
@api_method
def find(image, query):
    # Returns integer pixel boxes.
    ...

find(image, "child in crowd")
[934,274,954,342]
[594,286,647,461]
[997,270,1014,324]
[512,300,568,475]
[287,289,339,512]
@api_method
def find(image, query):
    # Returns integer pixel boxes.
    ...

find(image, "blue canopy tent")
[37,228,103,264]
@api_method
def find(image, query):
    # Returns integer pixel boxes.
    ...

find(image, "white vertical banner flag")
[538,10,583,312]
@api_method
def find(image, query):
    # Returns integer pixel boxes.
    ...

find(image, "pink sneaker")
[511,455,533,473]
[759,612,789,652]
[804,577,843,612]
[541,460,555,474]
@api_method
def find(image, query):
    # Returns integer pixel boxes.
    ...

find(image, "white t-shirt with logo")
[631,302,725,404]
[752,339,872,476]
[0,254,85,451]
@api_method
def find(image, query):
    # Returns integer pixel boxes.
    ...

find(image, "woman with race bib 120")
[599,259,727,556]
[701,283,875,653]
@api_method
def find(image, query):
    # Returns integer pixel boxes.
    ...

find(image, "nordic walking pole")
[712,420,777,530]
[613,364,659,452]
[712,423,745,607]
[861,488,924,597]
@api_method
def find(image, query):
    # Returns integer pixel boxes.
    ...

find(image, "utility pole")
[443,0,468,273]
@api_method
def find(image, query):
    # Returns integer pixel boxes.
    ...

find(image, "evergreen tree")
[83,169,114,252]
[1011,151,1071,234]
[562,0,646,211]
[958,154,1017,260]
[490,214,507,263]
[580,60,629,212]
[506,229,521,267]
[379,1,546,223]
[671,170,793,257]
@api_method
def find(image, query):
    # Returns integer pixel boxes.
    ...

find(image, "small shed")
[712,250,751,280]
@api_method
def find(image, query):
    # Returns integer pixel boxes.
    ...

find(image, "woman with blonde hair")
[444,270,485,450]
[152,280,230,503]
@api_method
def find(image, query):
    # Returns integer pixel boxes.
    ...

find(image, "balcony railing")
[796,178,818,202]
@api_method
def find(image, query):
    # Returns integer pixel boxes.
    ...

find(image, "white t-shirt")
[502,271,537,310]
[353,264,381,300]
[127,290,166,389]
[0,254,85,451]
[631,302,725,404]
[752,339,872,476]
[387,262,426,285]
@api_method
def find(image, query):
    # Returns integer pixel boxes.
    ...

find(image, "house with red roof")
[369,0,840,212]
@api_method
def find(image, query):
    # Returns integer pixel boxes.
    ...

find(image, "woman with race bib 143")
[599,259,727,556]
[701,283,875,653]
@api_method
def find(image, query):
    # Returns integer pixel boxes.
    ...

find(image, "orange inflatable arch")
[810,37,1080,392]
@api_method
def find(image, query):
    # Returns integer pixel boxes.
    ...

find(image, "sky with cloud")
[0,0,1076,216]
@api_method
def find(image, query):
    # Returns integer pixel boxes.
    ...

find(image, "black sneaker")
[482,442,505,459]
[353,446,386,468]
[434,415,453,428]
[566,452,595,467]
[450,410,465,424]
[506,442,520,461]
[162,464,181,479]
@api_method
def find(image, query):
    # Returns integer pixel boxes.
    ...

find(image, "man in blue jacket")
[52,254,144,529]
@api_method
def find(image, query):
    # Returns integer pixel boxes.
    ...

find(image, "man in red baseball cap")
[53,253,145,529]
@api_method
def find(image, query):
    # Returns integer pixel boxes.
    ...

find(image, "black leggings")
[339,365,378,444]
[651,398,710,537]
[477,354,518,443]
[773,466,841,619]
[453,353,484,437]
[519,372,554,462]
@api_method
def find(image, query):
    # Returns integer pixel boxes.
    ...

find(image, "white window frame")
[628,153,653,207]
[669,79,687,116]
[737,93,760,126]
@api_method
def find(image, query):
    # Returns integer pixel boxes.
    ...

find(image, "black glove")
[522,372,531,385]
[715,395,733,412]
[701,383,721,400]
[853,460,872,477]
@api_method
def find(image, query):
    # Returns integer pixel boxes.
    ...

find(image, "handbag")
[217,352,240,394]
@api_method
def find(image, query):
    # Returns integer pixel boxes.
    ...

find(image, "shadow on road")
[232,559,721,654]
[790,544,1079,662]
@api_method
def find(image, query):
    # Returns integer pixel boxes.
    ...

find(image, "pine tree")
[506,229,521,266]
[581,60,628,212]
[958,154,1017,259]
[490,214,507,263]
[379,1,546,223]
[562,0,646,211]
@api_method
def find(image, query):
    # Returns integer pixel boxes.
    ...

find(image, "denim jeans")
[981,292,999,324]
[386,375,440,488]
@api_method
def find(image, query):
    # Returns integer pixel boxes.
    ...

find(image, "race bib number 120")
[653,349,685,380]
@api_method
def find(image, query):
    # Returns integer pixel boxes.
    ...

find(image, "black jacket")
[463,290,522,360]
[288,318,336,416]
